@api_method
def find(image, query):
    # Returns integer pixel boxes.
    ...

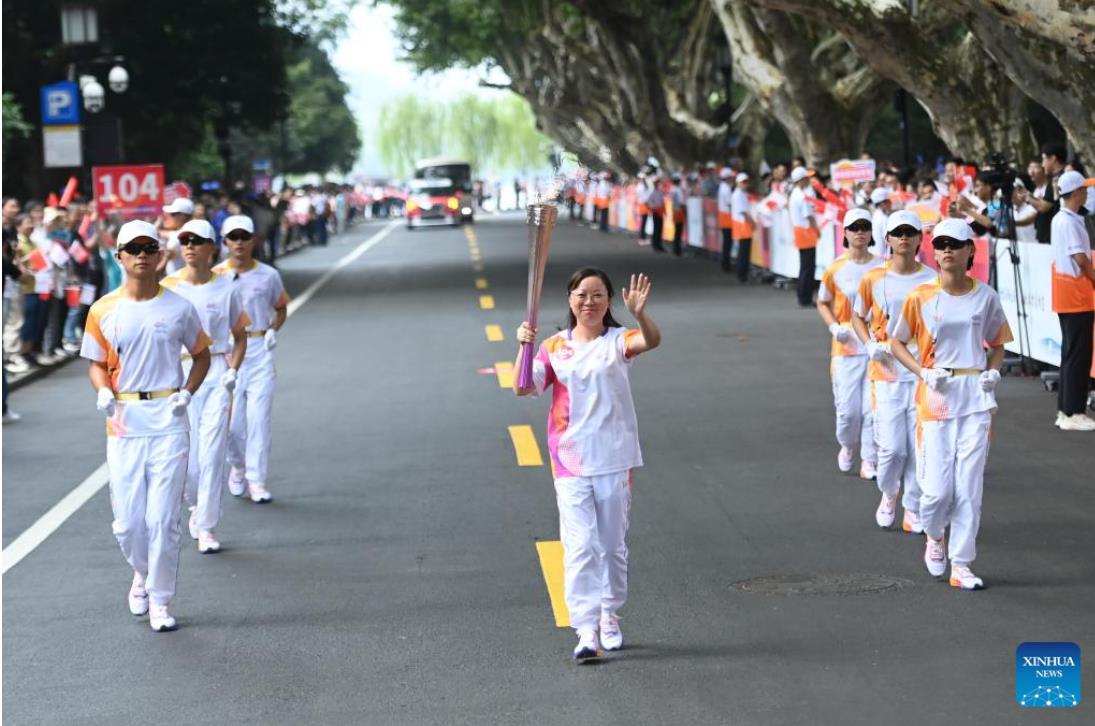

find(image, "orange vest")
[732,217,755,240]
[794,226,819,250]
[1051,263,1095,313]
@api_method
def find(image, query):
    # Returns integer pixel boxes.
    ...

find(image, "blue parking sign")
[40,81,81,125]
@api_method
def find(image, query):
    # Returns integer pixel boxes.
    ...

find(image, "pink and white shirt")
[532,327,644,478]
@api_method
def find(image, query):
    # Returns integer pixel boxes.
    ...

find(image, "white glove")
[264,329,277,350]
[867,341,892,362]
[96,387,116,417]
[169,390,192,417]
[919,367,951,391]
[220,368,238,393]
[979,368,1001,392]
[828,323,853,343]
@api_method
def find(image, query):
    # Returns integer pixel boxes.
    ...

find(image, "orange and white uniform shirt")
[731,187,755,240]
[80,287,211,437]
[531,327,645,478]
[893,279,1013,422]
[818,254,884,358]
[161,271,250,357]
[854,262,938,383]
[213,259,289,338]
[717,180,733,230]
[789,186,818,249]
[1050,207,1094,313]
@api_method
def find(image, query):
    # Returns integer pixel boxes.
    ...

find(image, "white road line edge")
[1,220,400,575]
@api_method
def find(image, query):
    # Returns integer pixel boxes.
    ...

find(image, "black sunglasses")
[177,235,211,247]
[931,237,970,251]
[225,231,253,242]
[889,227,921,238]
[119,241,161,256]
[846,222,872,233]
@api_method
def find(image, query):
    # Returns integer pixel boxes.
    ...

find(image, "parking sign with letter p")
[40,81,81,125]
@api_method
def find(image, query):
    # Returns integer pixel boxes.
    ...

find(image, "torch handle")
[517,341,535,390]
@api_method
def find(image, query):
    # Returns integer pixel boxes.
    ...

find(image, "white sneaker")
[197,530,221,554]
[837,447,854,472]
[949,564,985,590]
[924,536,947,577]
[127,572,149,616]
[149,604,177,632]
[187,506,198,540]
[2,410,22,424]
[1055,411,1066,428]
[573,628,601,662]
[5,356,30,374]
[860,460,877,480]
[228,467,246,497]
[875,493,897,528]
[901,509,924,534]
[1059,413,1095,431]
[248,481,273,503]
[599,615,623,651]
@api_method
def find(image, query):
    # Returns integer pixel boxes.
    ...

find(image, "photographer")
[1030,143,1068,244]
[1050,170,1095,431]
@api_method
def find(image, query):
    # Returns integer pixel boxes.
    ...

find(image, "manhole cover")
[732,574,913,596]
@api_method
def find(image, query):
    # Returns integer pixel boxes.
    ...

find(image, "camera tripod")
[987,197,1033,375]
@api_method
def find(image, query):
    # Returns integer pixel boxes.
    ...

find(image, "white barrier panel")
[766,209,798,279]
[993,239,1061,366]
[687,198,705,248]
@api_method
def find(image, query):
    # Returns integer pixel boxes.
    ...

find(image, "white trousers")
[917,411,992,566]
[183,355,231,531]
[555,471,632,632]
[228,347,275,485]
[872,380,921,512]
[831,355,877,463]
[106,431,189,606]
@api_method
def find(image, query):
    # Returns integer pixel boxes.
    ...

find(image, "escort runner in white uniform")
[214,215,288,503]
[81,220,212,632]
[515,268,661,662]
[162,219,249,553]
[891,218,1012,590]
[817,209,883,478]
[853,211,936,532]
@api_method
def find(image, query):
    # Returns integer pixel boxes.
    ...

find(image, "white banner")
[993,239,1061,366]
[687,198,704,248]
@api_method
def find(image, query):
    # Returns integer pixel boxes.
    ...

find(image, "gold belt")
[115,388,178,401]
[247,330,268,338]
[947,368,983,376]
[182,352,226,361]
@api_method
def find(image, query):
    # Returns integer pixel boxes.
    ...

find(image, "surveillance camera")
[85,96,105,113]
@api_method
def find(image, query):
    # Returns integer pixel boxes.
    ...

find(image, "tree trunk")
[940,0,1095,162]
[749,0,1037,163]
[493,0,735,175]
[712,1,891,167]
[943,0,1095,60]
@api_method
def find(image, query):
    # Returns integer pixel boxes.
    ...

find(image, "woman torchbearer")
[514,269,661,661]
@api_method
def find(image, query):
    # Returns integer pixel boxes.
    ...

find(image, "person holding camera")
[1050,170,1095,431]
[1030,143,1068,244]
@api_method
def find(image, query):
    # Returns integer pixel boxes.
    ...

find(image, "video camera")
[979,152,1018,195]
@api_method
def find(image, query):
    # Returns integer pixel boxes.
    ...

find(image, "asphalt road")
[3,214,1092,725]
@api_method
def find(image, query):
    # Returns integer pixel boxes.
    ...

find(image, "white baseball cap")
[870,188,891,205]
[842,208,872,227]
[179,219,215,240]
[735,172,750,183]
[719,168,733,179]
[1058,170,1087,196]
[162,197,195,215]
[886,209,923,233]
[221,215,255,236]
[117,220,160,248]
[790,167,810,183]
[932,218,972,243]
